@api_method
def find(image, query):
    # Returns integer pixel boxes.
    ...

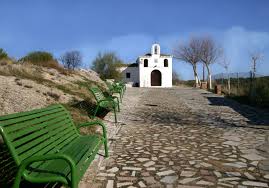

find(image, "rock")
[258,160,269,172]
[264,174,269,179]
[157,170,175,176]
[117,182,133,187]
[179,177,201,184]
[180,171,196,177]
[160,176,178,184]
[143,161,155,167]
[200,162,212,167]
[122,167,142,171]
[107,167,119,173]
[223,162,247,168]
[196,180,214,186]
[242,153,266,161]
[223,141,240,146]
[106,180,114,188]
[138,181,146,187]
[242,181,268,187]
[244,172,255,180]
[137,158,149,162]
[226,172,241,177]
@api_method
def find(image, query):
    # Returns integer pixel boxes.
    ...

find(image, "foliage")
[215,76,269,109]
[20,51,68,74]
[20,51,54,63]
[60,50,82,70]
[172,71,181,85]
[91,52,123,80]
[0,48,8,60]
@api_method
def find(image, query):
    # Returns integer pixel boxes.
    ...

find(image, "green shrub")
[0,48,8,60]
[20,51,53,63]
[92,52,123,80]
[20,51,68,74]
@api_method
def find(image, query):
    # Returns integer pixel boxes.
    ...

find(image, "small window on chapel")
[154,46,158,54]
[144,59,148,67]
[126,72,131,78]
[164,59,168,67]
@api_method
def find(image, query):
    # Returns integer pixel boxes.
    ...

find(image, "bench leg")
[94,105,99,118]
[113,105,117,123]
[104,138,109,158]
[13,169,23,188]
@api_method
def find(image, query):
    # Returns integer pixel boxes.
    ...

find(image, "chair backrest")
[0,104,79,165]
[90,86,105,102]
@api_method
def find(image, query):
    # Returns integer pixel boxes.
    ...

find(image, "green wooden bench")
[115,81,126,94]
[105,81,123,102]
[90,86,120,123]
[0,104,108,188]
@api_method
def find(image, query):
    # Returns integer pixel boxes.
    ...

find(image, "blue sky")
[1,0,269,79]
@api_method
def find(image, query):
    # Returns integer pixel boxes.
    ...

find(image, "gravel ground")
[81,87,269,187]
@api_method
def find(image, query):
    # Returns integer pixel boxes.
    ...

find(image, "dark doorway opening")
[151,70,162,86]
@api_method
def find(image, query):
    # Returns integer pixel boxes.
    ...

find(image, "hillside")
[0,63,106,125]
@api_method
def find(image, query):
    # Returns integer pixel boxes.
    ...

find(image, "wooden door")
[151,70,161,86]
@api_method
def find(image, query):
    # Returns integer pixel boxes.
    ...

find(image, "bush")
[0,48,8,60]
[20,51,68,74]
[92,52,123,80]
[20,51,54,64]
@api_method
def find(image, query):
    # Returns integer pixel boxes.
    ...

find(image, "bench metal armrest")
[78,120,109,157]
[13,154,77,188]
[78,120,107,139]
[98,98,114,104]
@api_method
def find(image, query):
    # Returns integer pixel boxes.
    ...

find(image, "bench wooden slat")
[28,135,101,179]
[13,118,71,148]
[8,112,68,139]
[28,134,79,170]
[19,127,77,161]
[0,105,61,121]
[1,107,65,128]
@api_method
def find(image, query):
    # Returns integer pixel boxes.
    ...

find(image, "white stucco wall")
[138,56,172,87]
[118,66,139,86]
[118,44,173,87]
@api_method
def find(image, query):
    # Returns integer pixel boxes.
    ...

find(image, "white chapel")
[119,43,173,87]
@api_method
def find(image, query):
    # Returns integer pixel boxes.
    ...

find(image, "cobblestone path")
[86,87,269,188]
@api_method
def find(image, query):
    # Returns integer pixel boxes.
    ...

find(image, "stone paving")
[82,87,269,188]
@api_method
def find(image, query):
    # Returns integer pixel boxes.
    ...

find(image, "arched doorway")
[151,70,162,86]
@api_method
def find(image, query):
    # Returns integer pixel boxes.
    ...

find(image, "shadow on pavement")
[206,96,269,126]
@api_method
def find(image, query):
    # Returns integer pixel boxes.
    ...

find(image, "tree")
[60,50,82,70]
[200,37,222,90]
[173,37,202,87]
[0,48,8,60]
[250,51,263,80]
[91,52,123,80]
[219,56,231,95]
[172,71,181,85]
[249,51,263,102]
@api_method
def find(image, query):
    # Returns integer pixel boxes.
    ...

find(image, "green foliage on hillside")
[20,51,67,74]
[20,51,54,63]
[91,52,123,80]
[0,48,8,60]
